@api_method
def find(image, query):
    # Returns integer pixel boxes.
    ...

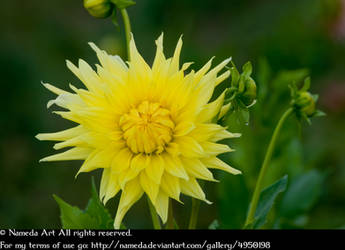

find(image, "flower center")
[119,101,175,154]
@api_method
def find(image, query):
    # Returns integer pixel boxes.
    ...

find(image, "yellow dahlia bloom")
[37,34,241,229]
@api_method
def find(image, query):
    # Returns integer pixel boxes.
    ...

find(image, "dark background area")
[1,0,345,229]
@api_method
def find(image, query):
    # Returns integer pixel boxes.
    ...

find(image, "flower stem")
[188,198,200,229]
[147,197,161,229]
[165,200,175,229]
[120,8,131,60]
[244,107,293,227]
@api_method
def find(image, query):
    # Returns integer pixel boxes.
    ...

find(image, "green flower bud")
[84,0,113,18]
[295,91,316,116]
[240,77,257,106]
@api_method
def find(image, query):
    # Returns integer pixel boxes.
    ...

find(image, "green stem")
[147,197,161,229]
[244,107,293,227]
[188,198,201,229]
[120,8,131,60]
[165,200,175,229]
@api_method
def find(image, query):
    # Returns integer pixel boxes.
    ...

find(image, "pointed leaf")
[85,177,114,229]
[279,170,324,218]
[53,194,97,229]
[251,175,288,229]
[208,219,220,229]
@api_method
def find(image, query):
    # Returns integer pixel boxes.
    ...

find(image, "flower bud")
[240,77,257,106]
[83,0,113,18]
[295,91,316,116]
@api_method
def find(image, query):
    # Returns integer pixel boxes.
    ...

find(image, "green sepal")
[230,62,240,87]
[111,9,120,29]
[242,61,253,77]
[301,77,311,91]
[313,110,326,117]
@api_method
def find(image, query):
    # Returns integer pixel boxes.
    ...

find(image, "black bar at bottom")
[0,229,343,250]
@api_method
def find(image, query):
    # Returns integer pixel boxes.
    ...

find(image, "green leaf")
[279,170,324,218]
[110,0,136,9]
[53,194,97,229]
[54,177,114,229]
[85,177,114,229]
[251,175,288,229]
[208,219,220,229]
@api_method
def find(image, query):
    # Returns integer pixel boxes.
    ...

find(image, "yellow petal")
[201,157,241,175]
[155,191,169,224]
[128,34,152,81]
[36,125,85,141]
[39,147,92,162]
[174,136,204,158]
[200,141,234,155]
[215,70,230,86]
[180,177,211,204]
[181,158,217,182]
[100,168,121,204]
[88,42,128,79]
[145,155,164,184]
[194,57,214,84]
[130,153,150,173]
[114,178,143,229]
[218,103,231,119]
[210,129,241,142]
[189,123,223,142]
[42,82,68,95]
[140,171,159,205]
[152,33,166,74]
[174,121,195,137]
[197,91,225,123]
[77,147,115,175]
[162,153,189,180]
[169,35,183,75]
[111,148,133,173]
[100,168,110,201]
[160,172,181,202]
[118,167,140,189]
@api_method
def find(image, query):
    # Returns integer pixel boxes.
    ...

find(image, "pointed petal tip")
[233,169,242,175]
[39,157,48,163]
[74,171,81,179]
[205,199,213,205]
[65,59,73,67]
[35,134,43,140]
[233,133,241,138]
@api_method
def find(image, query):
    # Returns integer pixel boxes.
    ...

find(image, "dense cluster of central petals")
[119,101,174,154]
[37,34,242,229]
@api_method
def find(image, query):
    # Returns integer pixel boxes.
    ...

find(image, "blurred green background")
[1,0,345,229]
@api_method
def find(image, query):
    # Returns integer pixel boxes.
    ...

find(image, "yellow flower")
[37,34,241,229]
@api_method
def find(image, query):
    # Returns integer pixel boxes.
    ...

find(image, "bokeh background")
[1,0,345,229]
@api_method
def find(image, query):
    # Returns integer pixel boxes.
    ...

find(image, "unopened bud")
[296,91,316,116]
[240,77,257,106]
[84,0,113,18]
